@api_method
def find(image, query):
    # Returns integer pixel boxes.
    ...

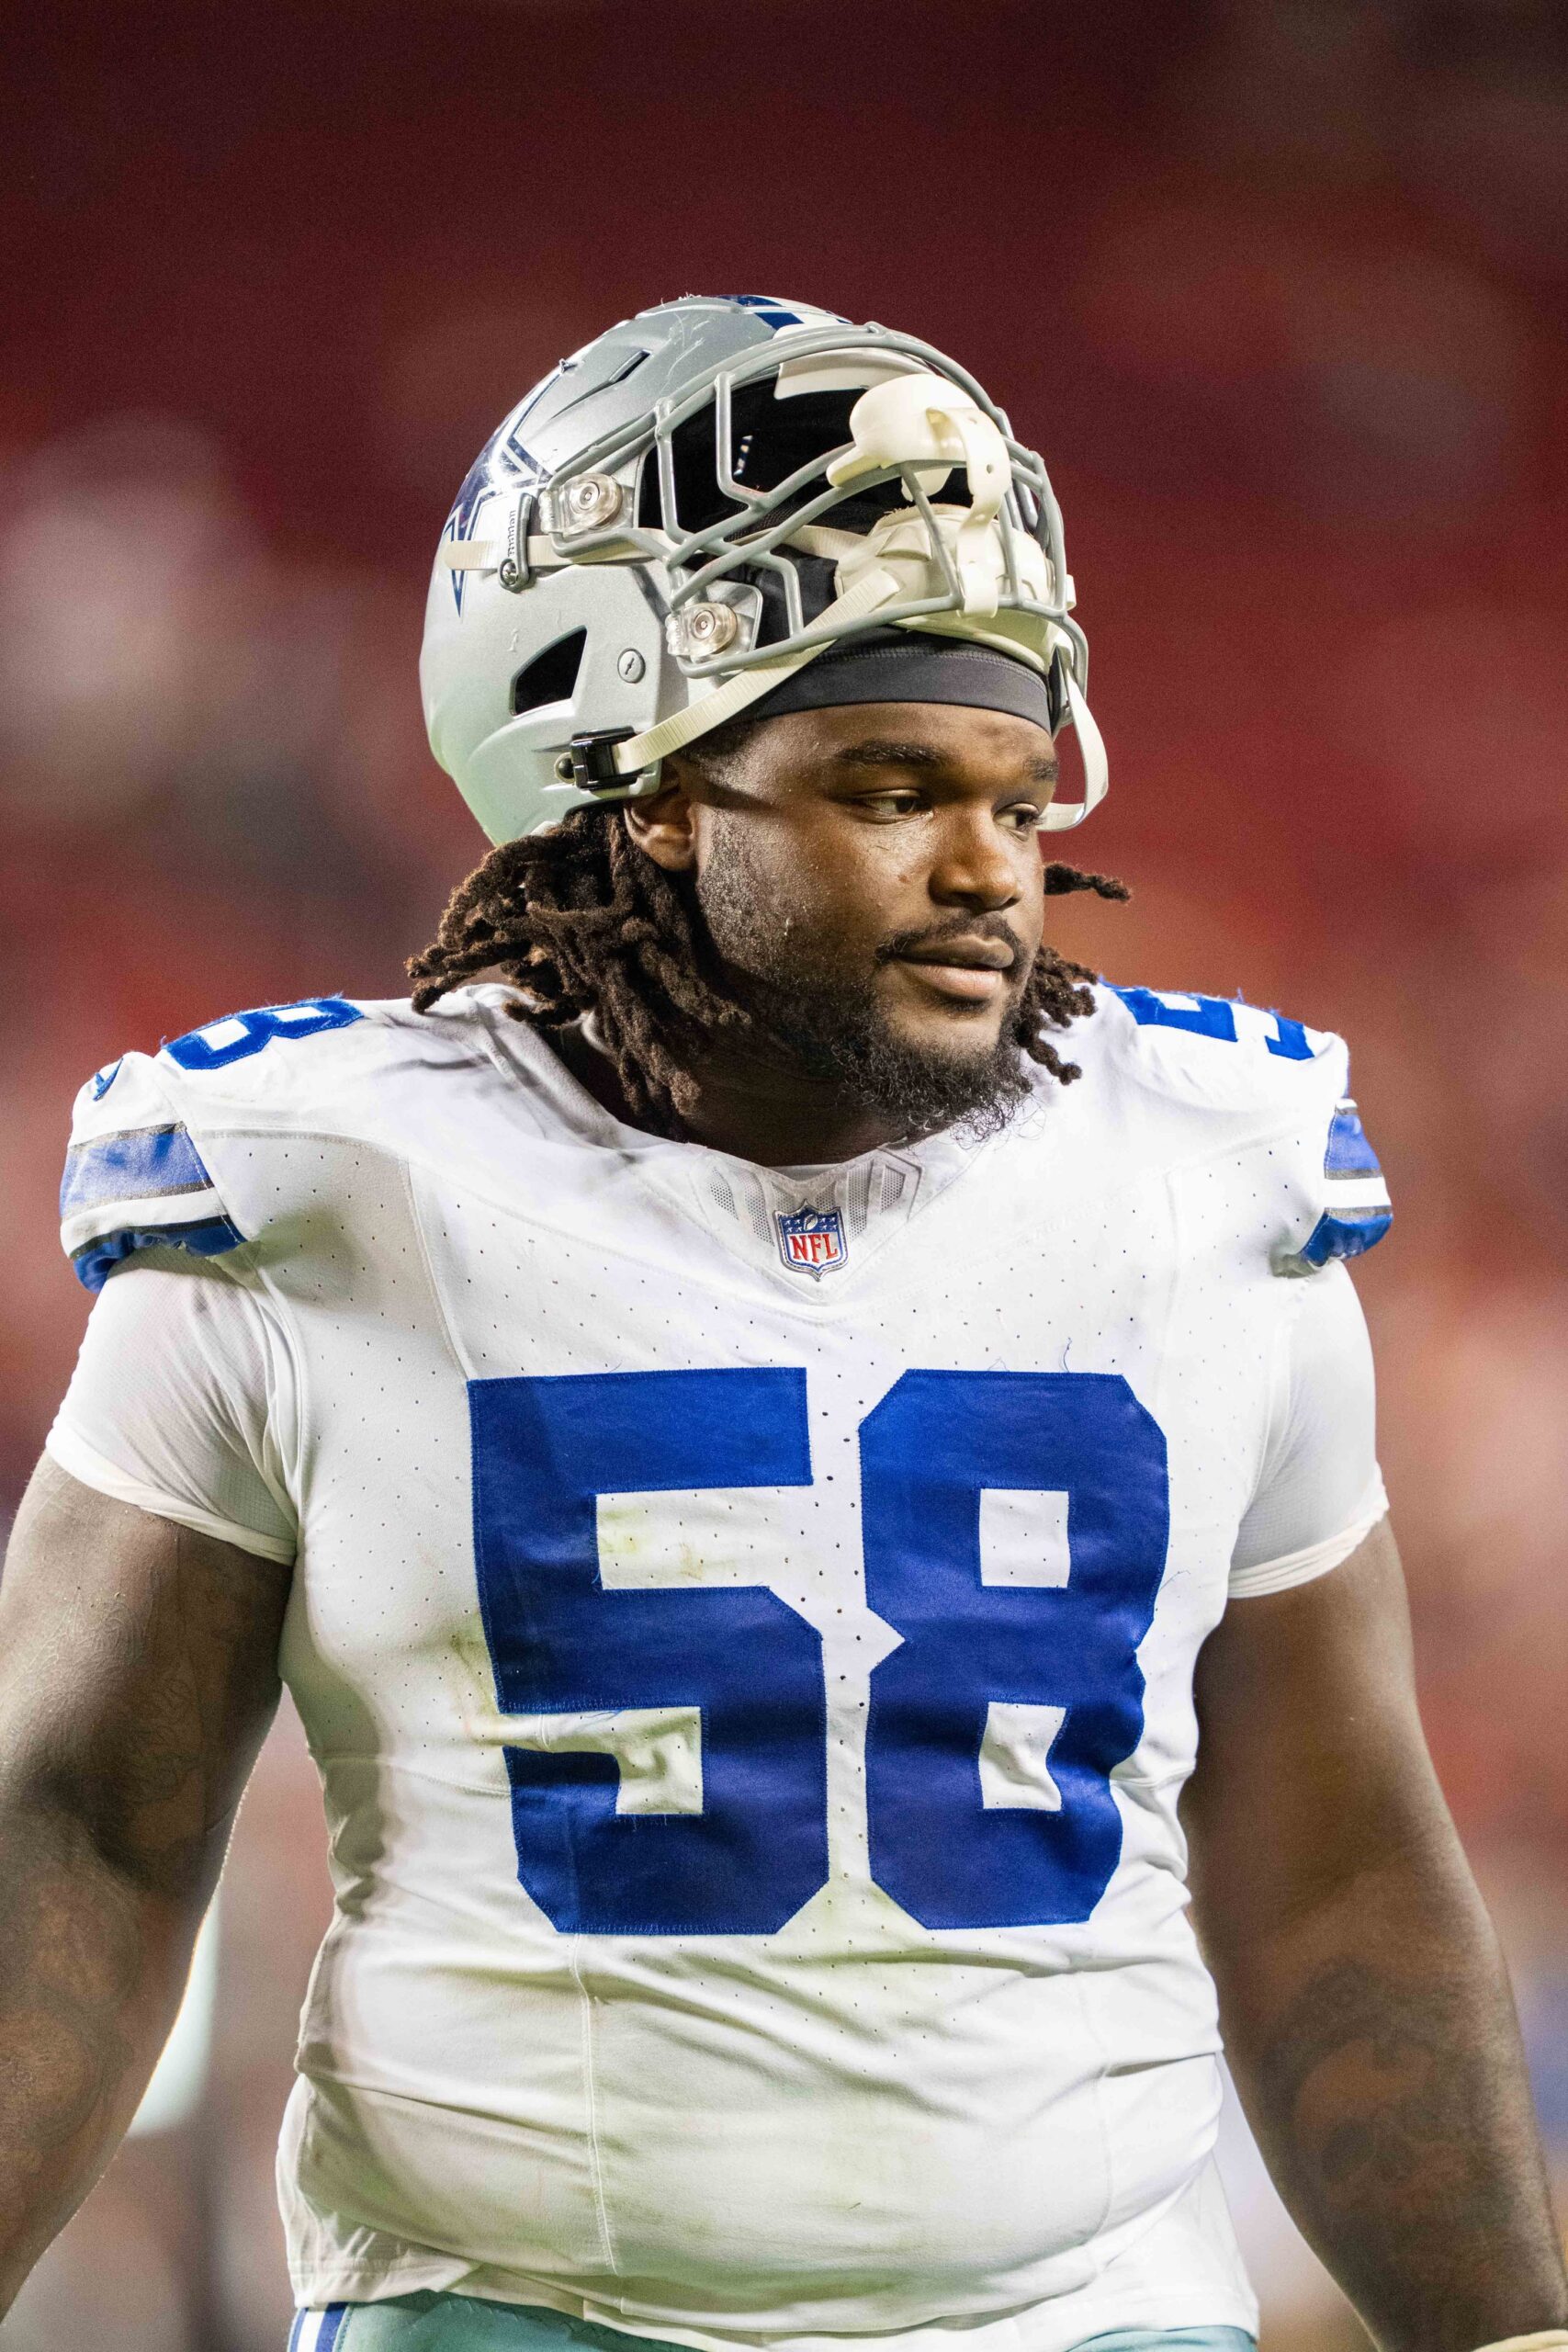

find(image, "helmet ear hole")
[511,628,587,715]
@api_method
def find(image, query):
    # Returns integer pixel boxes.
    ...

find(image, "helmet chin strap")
[1042,668,1108,831]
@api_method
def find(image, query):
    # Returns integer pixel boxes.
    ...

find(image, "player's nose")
[927,808,1023,910]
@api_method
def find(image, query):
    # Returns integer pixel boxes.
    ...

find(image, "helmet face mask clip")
[421,298,1106,846]
[558,729,639,794]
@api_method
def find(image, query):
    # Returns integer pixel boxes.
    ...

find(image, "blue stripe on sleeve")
[317,2306,350,2352]
[1324,1100,1382,1176]
[1297,1206,1393,1267]
[60,1125,214,1218]
[71,1214,245,1294]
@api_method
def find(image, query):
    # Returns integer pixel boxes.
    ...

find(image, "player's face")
[635,701,1056,1132]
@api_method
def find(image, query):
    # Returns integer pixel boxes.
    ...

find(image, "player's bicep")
[0,1456,289,1892]
[1188,1514,1454,1942]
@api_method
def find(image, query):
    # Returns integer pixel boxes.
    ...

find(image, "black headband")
[743,627,1057,733]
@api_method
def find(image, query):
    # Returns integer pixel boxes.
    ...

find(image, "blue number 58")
[470,1367,1168,1936]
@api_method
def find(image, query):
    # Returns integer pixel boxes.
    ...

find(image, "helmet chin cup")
[828,373,1011,618]
[832,510,1054,659]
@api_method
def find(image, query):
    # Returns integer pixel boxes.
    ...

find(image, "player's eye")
[856,788,927,819]
[999,801,1043,832]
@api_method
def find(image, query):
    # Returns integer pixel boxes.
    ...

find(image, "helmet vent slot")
[511,628,586,714]
[551,346,652,422]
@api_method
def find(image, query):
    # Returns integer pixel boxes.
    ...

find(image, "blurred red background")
[2,4,1565,2346]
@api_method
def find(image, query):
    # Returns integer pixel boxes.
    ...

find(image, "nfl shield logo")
[776,1204,848,1279]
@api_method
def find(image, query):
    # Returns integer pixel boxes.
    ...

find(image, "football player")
[1,298,1563,2352]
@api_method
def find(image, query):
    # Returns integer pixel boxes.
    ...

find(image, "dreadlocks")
[409,752,1129,1137]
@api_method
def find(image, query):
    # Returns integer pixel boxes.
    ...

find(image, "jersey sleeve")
[1229,1261,1388,1598]
[52,1045,295,1561]
[46,1254,299,1564]
[58,1049,247,1292]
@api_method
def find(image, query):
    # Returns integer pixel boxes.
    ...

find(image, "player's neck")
[548,1023,913,1170]
[676,1053,914,1169]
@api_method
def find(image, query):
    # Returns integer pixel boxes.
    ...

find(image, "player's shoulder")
[73,985,509,1132]
[59,986,509,1291]
[1072,979,1392,1272]
[161,987,503,1115]
[1082,978,1347,1114]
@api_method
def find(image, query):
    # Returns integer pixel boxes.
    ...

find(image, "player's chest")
[288,1140,1280,1656]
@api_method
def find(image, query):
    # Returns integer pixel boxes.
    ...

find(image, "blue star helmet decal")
[441,420,543,614]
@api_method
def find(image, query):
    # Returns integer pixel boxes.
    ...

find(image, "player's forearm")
[1212,1838,1567,2352]
[0,1777,215,2312]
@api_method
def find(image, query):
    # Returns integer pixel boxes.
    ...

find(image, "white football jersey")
[51,982,1392,2352]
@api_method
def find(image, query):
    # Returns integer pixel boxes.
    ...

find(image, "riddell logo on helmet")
[776,1206,848,1278]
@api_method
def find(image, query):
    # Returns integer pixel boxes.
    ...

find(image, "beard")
[694,819,1034,1147]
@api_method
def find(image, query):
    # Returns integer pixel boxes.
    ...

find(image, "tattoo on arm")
[0,1817,141,2180]
[1256,1947,1523,2295]
[1190,1524,1568,2352]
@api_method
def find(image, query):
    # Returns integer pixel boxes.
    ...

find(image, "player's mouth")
[887,935,1020,1006]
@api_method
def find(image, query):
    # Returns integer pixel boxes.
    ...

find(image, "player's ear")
[621,762,700,873]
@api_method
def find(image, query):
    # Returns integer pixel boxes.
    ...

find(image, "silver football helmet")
[420,294,1106,844]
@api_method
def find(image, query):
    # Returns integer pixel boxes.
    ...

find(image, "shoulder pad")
[60,993,517,1291]
[158,993,365,1075]
[62,997,386,1290]
[61,1049,245,1293]
[149,993,498,1132]
[1093,983,1393,1272]
[149,988,518,1140]
[1103,982,1326,1089]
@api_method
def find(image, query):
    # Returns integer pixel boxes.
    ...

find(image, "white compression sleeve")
[46,1254,299,1564]
[1229,1261,1388,1600]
